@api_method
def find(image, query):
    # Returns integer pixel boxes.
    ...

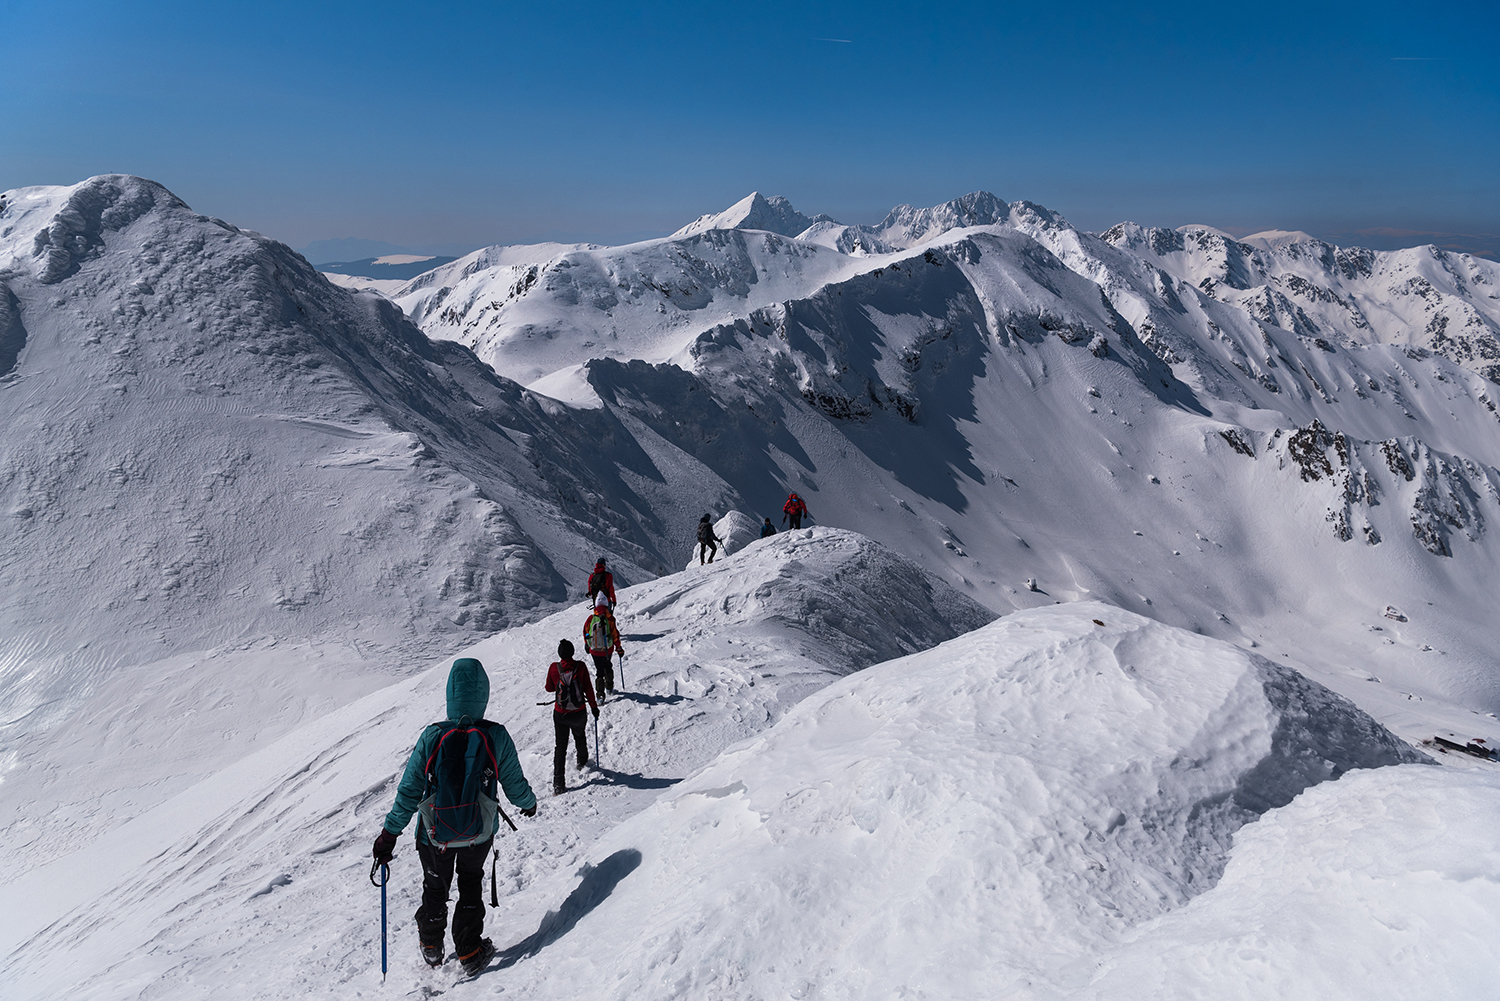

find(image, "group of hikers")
[696,492,813,564]
[370,495,814,976]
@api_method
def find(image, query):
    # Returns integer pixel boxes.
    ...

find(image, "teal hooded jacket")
[383,657,537,841]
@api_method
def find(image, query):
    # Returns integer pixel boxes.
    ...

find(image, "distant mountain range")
[5,175,1500,1000]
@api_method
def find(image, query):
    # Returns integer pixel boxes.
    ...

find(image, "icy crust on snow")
[497,603,1423,1000]
[1081,764,1500,1000]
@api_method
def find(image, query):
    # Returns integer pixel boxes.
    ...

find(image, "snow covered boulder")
[540,602,1426,1000]
[682,509,761,569]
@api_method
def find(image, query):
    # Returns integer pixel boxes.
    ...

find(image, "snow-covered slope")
[8,592,1473,1001]
[394,226,871,386]
[0,527,993,999]
[670,191,831,240]
[345,184,1500,746]
[0,177,829,874]
[1101,221,1500,381]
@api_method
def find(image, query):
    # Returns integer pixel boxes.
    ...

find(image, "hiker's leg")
[415,839,457,949]
[451,839,493,955]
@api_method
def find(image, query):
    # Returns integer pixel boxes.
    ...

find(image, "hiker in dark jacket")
[696,514,721,565]
[586,558,616,608]
[372,658,536,974]
[545,640,599,794]
[782,493,809,529]
[760,517,776,539]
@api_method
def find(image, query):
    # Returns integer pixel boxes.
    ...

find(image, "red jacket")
[587,565,616,606]
[545,658,598,714]
[783,495,808,516]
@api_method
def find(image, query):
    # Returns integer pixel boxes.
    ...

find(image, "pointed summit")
[671,192,832,240]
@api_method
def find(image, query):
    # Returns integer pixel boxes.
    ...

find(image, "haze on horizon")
[1,0,1496,258]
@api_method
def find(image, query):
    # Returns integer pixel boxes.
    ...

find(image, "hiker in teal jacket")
[373,657,537,973]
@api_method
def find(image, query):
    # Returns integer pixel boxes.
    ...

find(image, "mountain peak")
[670,192,832,240]
[871,190,1011,246]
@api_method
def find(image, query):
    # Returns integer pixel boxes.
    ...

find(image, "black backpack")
[587,568,609,598]
[417,721,499,850]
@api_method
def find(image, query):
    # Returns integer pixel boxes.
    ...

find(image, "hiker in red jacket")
[544,640,599,794]
[586,558,616,608]
[583,595,625,696]
[782,492,810,530]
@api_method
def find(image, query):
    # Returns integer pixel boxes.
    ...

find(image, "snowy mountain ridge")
[5,175,1500,998]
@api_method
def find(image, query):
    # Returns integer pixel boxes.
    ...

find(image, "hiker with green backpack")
[583,594,624,697]
[372,658,537,975]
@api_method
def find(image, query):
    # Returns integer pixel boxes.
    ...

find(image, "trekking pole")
[593,711,601,771]
[489,807,517,908]
[369,860,389,982]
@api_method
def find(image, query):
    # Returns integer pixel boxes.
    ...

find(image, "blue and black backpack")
[417,720,500,851]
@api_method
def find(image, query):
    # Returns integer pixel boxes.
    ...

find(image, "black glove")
[521,805,536,818]
[373,829,398,864]
[592,706,600,719]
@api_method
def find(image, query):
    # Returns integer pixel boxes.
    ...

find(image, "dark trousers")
[699,540,717,563]
[787,512,803,529]
[590,652,615,692]
[415,837,493,955]
[553,710,588,787]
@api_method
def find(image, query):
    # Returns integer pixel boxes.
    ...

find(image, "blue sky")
[2,0,1496,254]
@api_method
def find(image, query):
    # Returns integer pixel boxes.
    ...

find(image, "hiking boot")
[553,781,566,795]
[420,941,444,967]
[458,937,494,976]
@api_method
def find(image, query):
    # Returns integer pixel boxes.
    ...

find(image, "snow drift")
[445,602,1430,1000]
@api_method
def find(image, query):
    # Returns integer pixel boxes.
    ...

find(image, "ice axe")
[369,860,389,982]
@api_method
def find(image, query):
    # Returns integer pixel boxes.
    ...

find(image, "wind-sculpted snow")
[0,527,993,1000]
[1080,764,1500,1000]
[466,604,1426,1000]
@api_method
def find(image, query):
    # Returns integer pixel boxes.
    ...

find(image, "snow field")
[0,527,991,1000]
[463,602,1426,1001]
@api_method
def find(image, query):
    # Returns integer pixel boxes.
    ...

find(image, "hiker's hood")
[446,658,489,721]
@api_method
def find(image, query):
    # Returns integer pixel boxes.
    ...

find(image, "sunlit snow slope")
[0,527,993,1000]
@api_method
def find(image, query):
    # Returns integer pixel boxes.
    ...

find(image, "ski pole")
[491,849,499,907]
[593,712,601,771]
[619,652,626,691]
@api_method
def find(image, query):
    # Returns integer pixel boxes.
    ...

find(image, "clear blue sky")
[2,0,1496,254]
